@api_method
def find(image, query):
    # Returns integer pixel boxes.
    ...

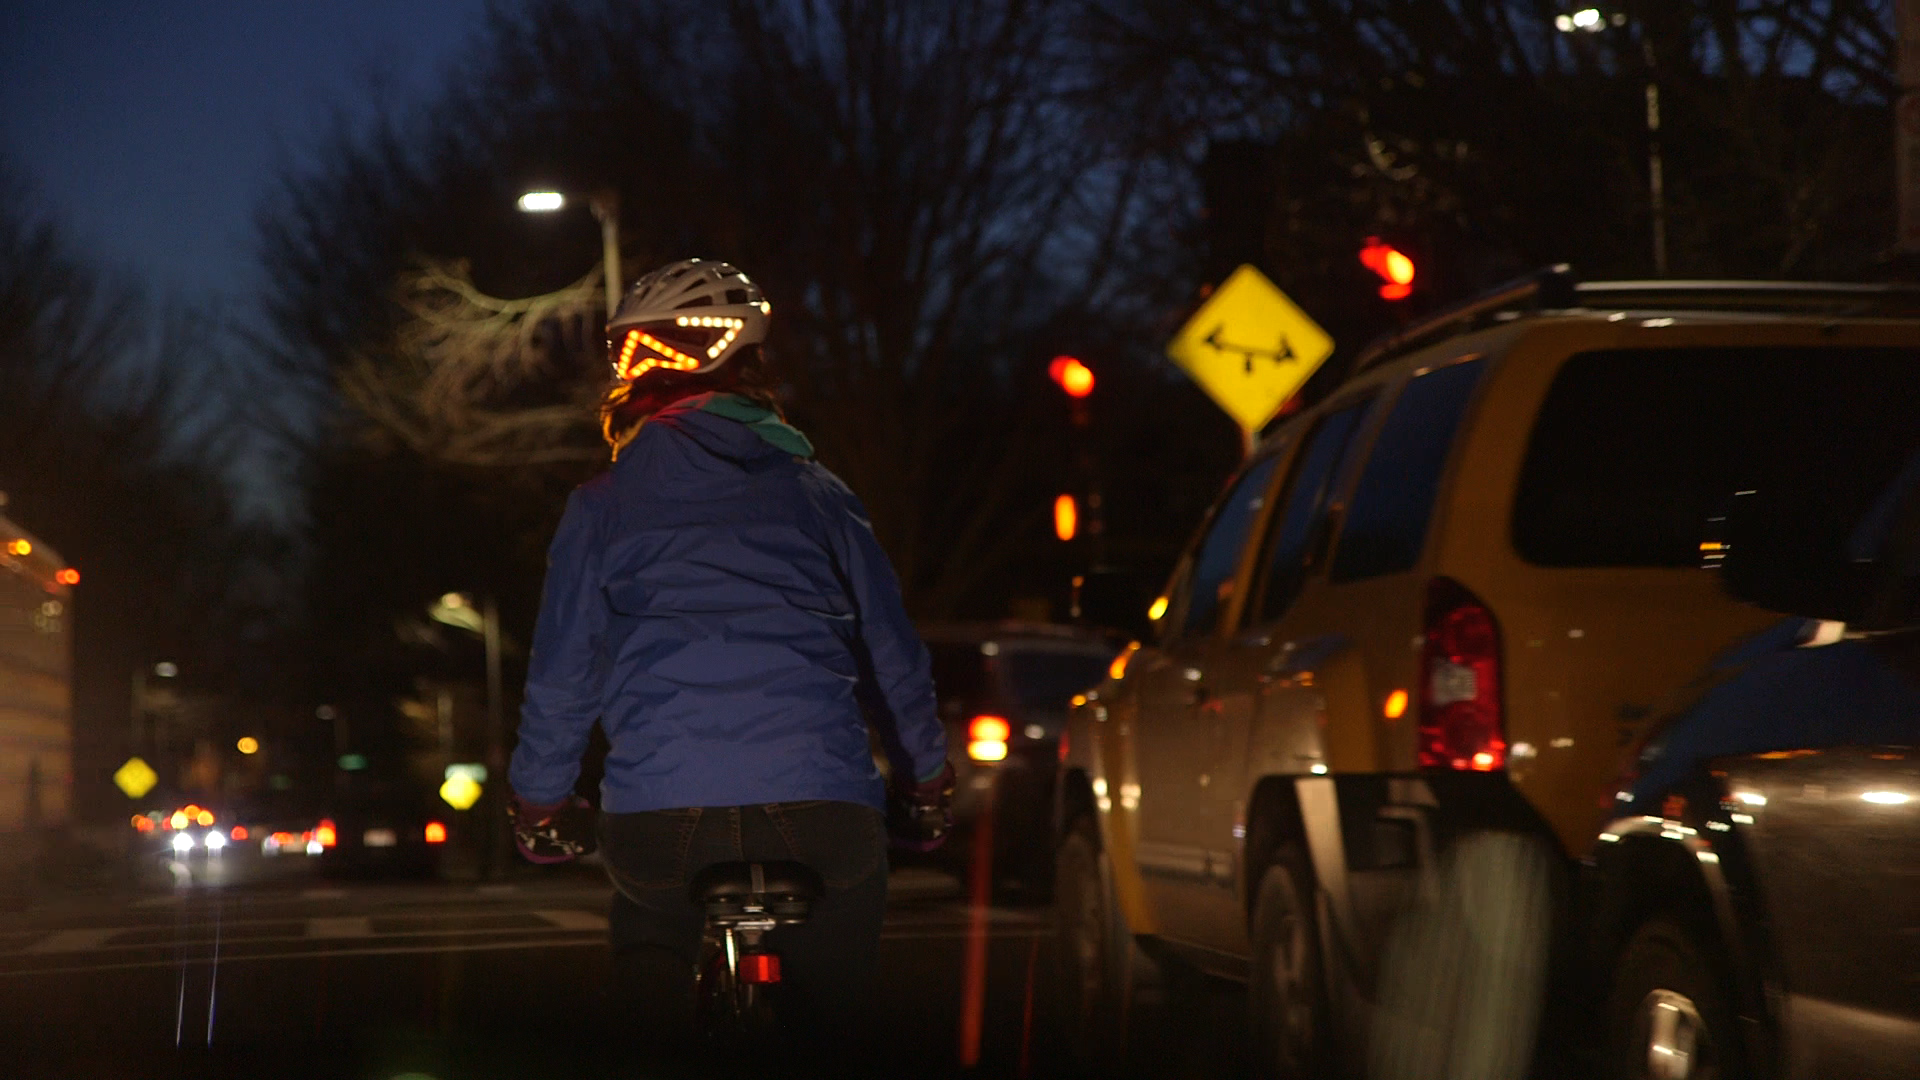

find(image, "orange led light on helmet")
[614,328,705,381]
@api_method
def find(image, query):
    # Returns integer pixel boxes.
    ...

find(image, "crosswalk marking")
[306,916,373,939]
[533,910,607,932]
[27,928,119,954]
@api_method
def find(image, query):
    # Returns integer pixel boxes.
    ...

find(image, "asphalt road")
[0,848,1109,1080]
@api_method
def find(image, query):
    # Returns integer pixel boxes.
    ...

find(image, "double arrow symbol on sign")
[1205,326,1299,373]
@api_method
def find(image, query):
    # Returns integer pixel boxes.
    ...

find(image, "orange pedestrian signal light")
[425,821,448,844]
[1054,494,1079,542]
[1048,355,1095,398]
[1360,237,1416,300]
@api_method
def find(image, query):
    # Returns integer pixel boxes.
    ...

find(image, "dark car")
[920,622,1118,898]
[310,781,450,878]
[1581,455,1920,1079]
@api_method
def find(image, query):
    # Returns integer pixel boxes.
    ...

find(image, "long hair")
[600,344,782,458]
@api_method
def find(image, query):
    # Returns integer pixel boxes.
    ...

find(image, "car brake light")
[314,819,338,848]
[739,952,781,984]
[969,715,1011,741]
[968,715,1011,762]
[1417,578,1506,772]
[230,825,249,841]
[1058,728,1070,763]
[425,821,447,844]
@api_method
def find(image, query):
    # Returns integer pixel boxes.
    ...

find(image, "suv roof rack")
[1352,268,1920,374]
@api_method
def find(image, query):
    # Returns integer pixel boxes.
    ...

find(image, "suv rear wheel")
[1248,844,1329,1079]
[1054,814,1145,1072]
[1607,918,1744,1080]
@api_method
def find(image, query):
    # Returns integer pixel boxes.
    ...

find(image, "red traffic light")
[1053,494,1079,541]
[1048,355,1095,398]
[1360,237,1416,300]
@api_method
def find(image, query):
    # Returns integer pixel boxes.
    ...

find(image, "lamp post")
[131,661,178,759]
[517,188,624,314]
[1556,7,1667,276]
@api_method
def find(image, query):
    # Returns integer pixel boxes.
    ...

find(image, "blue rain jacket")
[508,395,947,814]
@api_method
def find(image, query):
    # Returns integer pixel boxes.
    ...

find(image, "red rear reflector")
[1417,578,1506,772]
[968,715,1011,742]
[425,822,447,844]
[314,820,338,848]
[739,952,781,984]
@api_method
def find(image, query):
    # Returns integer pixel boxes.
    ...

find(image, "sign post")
[1166,265,1335,453]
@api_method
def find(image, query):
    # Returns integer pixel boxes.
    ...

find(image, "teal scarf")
[695,393,815,459]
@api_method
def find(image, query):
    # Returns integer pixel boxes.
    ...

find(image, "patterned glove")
[887,760,956,853]
[509,793,597,864]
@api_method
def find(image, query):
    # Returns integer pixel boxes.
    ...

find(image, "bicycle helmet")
[606,258,770,381]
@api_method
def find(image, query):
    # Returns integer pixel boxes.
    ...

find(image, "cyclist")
[506,259,952,1073]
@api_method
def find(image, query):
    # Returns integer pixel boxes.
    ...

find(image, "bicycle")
[689,859,824,1039]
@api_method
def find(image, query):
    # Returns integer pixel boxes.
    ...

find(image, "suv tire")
[1606,918,1745,1080]
[1054,814,1147,1073]
[1249,844,1330,1080]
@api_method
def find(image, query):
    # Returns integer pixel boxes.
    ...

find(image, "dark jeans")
[599,800,888,1075]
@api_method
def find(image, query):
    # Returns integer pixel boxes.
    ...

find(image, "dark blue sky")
[2,1,495,306]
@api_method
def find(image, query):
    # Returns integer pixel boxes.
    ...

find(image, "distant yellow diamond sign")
[439,773,483,811]
[114,757,158,800]
[1167,264,1335,434]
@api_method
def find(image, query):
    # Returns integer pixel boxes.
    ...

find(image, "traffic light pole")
[1069,398,1106,565]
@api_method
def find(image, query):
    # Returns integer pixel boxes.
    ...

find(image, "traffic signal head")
[1048,355,1095,398]
[1360,237,1416,300]
[1053,494,1079,542]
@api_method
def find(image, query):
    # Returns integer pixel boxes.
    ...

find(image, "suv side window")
[1330,358,1487,582]
[1178,454,1283,639]
[1255,399,1372,622]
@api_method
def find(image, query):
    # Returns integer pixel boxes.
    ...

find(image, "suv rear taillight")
[1417,578,1506,772]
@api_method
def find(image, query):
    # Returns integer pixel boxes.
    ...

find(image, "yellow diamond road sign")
[1167,264,1335,434]
[440,773,483,811]
[114,757,158,800]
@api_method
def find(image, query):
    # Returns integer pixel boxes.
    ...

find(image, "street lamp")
[429,591,508,877]
[517,188,624,316]
[1555,7,1667,276]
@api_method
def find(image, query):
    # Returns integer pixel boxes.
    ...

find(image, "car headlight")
[204,830,227,851]
[171,832,194,852]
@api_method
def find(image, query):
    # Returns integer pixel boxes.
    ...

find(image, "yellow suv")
[1054,273,1920,1077]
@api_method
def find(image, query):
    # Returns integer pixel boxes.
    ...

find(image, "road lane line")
[26,928,120,954]
[0,935,606,978]
[300,888,349,900]
[533,910,607,932]
[306,917,372,939]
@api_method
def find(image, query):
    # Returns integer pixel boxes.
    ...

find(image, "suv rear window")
[1512,347,1920,568]
[928,643,989,705]
[1331,358,1486,582]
